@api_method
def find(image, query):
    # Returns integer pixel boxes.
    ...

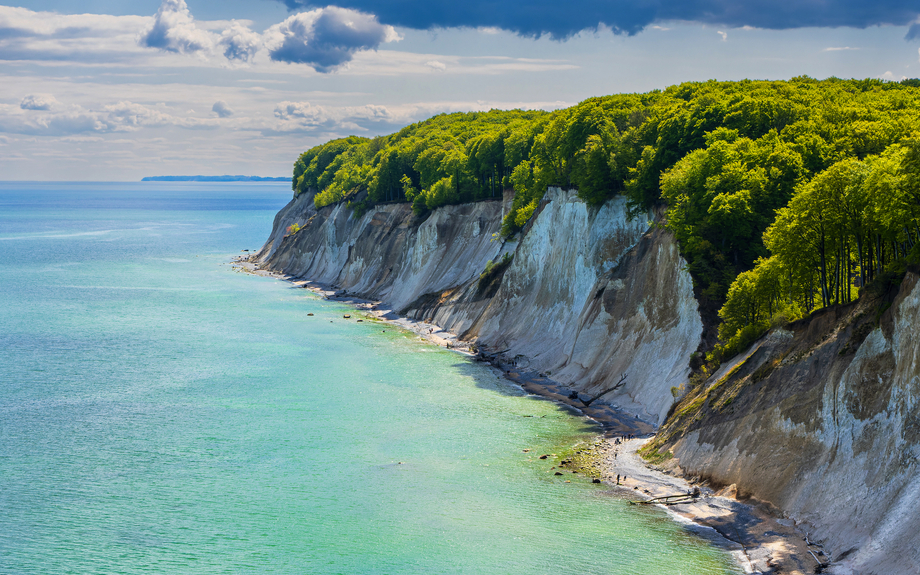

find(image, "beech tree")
[288,79,920,351]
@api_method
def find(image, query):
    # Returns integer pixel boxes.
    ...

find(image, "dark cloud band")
[276,0,920,38]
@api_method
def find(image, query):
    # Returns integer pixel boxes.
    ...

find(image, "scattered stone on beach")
[555,472,563,476]
[593,478,601,483]
[522,449,530,452]
[539,454,549,460]
[307,313,314,316]
[344,314,351,319]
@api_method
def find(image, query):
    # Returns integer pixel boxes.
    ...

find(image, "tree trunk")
[847,238,852,303]
[856,234,865,293]
[819,228,830,308]
[879,235,885,275]
[580,373,629,407]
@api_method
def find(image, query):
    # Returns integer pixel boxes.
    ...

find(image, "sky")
[1,0,919,181]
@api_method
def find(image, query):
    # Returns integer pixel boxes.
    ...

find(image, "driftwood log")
[578,373,628,407]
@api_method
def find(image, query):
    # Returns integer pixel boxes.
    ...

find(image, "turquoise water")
[0,182,738,574]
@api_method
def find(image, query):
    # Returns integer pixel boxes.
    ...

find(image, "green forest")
[290,77,920,363]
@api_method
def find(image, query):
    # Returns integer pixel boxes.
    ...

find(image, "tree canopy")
[289,77,920,358]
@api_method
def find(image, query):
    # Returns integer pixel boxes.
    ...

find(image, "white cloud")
[219,21,262,62]
[264,7,401,73]
[0,103,105,135]
[20,94,59,111]
[879,71,906,81]
[212,101,234,118]
[139,0,216,55]
[273,101,330,125]
[266,98,568,136]
[60,136,105,143]
[717,30,727,42]
[0,6,149,63]
[823,46,859,51]
[426,60,446,71]
[0,3,258,65]
[345,50,578,75]
[103,101,177,128]
[270,100,398,133]
[1,99,222,136]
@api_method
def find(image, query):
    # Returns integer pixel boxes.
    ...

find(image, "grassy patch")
[477,253,513,295]
[638,444,673,465]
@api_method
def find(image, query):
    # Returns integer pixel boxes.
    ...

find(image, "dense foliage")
[290,77,920,357]
[714,137,920,358]
[292,110,547,215]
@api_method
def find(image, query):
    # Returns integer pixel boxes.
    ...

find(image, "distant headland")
[141,175,291,182]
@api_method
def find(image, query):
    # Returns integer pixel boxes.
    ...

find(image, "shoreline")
[234,257,656,434]
[594,437,822,574]
[233,256,822,575]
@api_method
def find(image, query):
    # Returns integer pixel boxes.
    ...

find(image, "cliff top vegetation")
[290,77,920,362]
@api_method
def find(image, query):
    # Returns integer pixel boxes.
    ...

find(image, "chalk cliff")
[657,271,920,574]
[256,187,920,574]
[255,187,703,426]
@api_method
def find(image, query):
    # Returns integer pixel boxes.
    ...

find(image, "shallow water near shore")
[0,182,740,574]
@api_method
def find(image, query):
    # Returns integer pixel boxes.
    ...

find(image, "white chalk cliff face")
[258,189,514,312]
[667,273,920,575]
[256,187,703,426]
[464,188,702,424]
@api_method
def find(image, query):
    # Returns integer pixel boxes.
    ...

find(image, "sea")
[0,181,740,574]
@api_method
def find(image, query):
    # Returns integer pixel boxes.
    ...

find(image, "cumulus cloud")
[212,101,234,118]
[271,100,395,132]
[268,98,570,137]
[1,103,105,135]
[100,101,226,130]
[219,21,262,61]
[273,101,333,128]
[426,60,446,71]
[880,71,907,81]
[272,0,920,38]
[1,99,219,136]
[264,7,401,72]
[139,0,215,54]
[20,94,59,111]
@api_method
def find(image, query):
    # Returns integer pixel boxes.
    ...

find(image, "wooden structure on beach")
[629,489,700,506]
